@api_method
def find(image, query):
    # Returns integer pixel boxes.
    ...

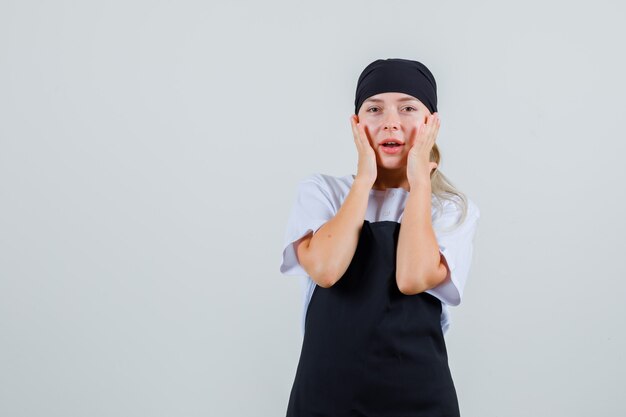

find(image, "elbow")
[298,238,339,288]
[396,273,429,296]
[317,277,336,289]
[310,265,340,288]
[397,267,444,295]
[314,274,339,289]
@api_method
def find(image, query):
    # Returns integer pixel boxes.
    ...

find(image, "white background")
[1,1,625,416]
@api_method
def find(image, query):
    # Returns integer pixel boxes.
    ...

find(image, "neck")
[372,168,410,191]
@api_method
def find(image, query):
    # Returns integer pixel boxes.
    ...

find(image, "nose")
[383,112,400,131]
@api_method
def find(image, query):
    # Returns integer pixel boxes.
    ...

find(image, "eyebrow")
[363,97,420,104]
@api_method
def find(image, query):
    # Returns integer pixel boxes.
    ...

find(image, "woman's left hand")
[407,112,440,187]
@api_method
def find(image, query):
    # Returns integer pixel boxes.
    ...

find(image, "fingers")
[429,113,440,143]
[350,116,359,142]
[357,123,369,148]
[350,116,362,152]
[416,112,441,144]
[350,115,370,150]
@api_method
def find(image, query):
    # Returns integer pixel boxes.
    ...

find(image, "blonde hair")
[429,143,469,233]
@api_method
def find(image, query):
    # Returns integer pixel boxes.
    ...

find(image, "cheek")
[408,115,427,141]
[411,111,427,124]
[408,126,419,144]
[364,125,377,144]
[361,122,376,138]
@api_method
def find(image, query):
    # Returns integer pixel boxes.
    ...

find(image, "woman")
[279,58,480,416]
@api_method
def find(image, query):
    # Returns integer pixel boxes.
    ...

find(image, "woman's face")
[356,92,431,168]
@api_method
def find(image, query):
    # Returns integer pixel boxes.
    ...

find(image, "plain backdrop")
[1,1,625,416]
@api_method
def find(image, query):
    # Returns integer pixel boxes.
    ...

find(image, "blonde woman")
[280,58,480,416]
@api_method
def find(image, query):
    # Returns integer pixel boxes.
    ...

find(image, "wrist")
[353,176,374,190]
[408,178,432,191]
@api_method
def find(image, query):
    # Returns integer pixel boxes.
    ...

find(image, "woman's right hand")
[350,115,377,187]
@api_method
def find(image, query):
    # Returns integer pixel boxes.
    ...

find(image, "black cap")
[354,58,438,115]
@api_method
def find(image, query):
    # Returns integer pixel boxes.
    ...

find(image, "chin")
[378,160,406,170]
[377,153,407,163]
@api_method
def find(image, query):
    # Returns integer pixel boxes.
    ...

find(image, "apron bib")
[286,220,461,417]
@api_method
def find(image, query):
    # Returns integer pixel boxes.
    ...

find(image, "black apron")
[286,220,461,417]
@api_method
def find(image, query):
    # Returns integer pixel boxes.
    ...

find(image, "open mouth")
[380,143,404,154]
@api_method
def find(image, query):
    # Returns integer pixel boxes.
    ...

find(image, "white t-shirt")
[279,173,481,337]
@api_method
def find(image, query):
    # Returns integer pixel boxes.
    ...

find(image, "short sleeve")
[426,198,481,306]
[279,175,337,276]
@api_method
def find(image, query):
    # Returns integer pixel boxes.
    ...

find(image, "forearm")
[306,178,371,287]
[396,180,443,294]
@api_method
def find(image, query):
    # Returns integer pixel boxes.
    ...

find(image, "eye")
[403,106,417,112]
[366,107,379,113]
